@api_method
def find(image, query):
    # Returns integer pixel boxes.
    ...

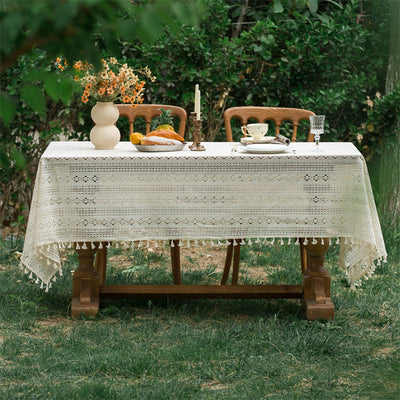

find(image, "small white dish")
[240,143,288,154]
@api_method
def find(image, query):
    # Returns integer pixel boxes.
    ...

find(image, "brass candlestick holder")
[189,112,205,151]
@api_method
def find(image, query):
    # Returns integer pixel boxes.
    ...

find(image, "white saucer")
[240,143,288,154]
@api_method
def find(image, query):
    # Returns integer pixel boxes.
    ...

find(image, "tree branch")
[232,0,249,39]
[0,34,53,74]
[0,25,76,74]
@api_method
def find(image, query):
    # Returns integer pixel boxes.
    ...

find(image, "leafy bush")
[0,49,90,227]
[358,85,400,160]
[0,0,394,228]
[121,0,390,142]
[234,2,380,142]
[120,0,244,141]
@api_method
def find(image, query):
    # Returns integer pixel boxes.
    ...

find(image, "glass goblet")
[309,115,325,152]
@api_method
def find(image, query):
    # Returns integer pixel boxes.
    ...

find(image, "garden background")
[0,1,399,399]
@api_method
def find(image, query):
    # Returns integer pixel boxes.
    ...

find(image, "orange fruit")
[130,132,144,145]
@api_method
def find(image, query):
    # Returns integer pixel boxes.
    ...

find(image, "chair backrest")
[224,106,315,142]
[116,104,187,138]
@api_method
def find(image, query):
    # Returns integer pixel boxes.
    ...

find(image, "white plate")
[134,143,186,152]
[240,143,288,154]
[240,136,275,144]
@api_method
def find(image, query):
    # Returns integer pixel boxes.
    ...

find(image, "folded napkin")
[240,134,290,146]
[276,134,290,145]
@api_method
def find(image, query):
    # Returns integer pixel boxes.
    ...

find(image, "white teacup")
[241,123,269,140]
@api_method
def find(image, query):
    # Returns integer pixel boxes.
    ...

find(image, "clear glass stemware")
[309,115,325,152]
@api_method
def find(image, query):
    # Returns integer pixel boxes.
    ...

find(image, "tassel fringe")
[23,235,382,292]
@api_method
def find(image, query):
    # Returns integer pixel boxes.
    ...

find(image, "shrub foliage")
[0,0,394,228]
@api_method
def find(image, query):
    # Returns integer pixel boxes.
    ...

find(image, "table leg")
[221,239,242,285]
[71,242,100,318]
[231,243,241,285]
[303,238,335,320]
[94,243,108,286]
[170,240,182,284]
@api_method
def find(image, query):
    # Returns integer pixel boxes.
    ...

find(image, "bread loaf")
[146,129,185,142]
[141,136,182,146]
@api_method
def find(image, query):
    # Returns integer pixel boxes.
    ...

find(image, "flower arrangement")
[56,56,156,105]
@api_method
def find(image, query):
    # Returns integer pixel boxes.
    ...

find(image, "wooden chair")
[95,104,187,287]
[222,106,316,285]
[116,104,187,138]
[224,106,315,142]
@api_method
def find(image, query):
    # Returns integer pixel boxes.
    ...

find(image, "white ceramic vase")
[90,102,120,150]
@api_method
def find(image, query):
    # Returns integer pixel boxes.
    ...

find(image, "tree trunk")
[377,0,400,228]
[386,0,400,94]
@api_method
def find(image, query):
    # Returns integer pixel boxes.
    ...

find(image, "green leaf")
[317,13,332,24]
[324,0,343,8]
[1,11,24,55]
[273,0,284,13]
[169,2,202,26]
[58,80,75,105]
[136,10,164,42]
[22,70,49,82]
[0,148,9,169]
[20,85,46,116]
[11,146,27,169]
[0,92,15,125]
[52,2,76,31]
[307,0,318,13]
[252,44,264,53]
[44,75,62,102]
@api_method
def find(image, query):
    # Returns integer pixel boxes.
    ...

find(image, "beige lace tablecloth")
[21,141,386,290]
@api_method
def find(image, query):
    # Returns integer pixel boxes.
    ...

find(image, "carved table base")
[71,243,100,318]
[71,239,335,320]
[302,238,335,320]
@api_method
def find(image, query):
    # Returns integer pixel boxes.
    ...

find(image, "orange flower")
[74,61,83,71]
[59,57,155,104]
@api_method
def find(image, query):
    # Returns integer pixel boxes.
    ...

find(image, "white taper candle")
[194,84,201,120]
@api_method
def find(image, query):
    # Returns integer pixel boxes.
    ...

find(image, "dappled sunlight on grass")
[0,233,399,399]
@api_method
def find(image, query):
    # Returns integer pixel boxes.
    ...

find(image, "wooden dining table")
[21,141,386,320]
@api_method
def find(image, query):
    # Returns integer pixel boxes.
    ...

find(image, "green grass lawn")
[0,229,399,400]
